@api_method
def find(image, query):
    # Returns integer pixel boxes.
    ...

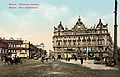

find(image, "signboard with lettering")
[0,43,8,48]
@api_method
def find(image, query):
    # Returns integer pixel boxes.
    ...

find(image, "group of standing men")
[65,53,84,64]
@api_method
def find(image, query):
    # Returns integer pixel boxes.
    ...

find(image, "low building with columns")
[52,17,113,59]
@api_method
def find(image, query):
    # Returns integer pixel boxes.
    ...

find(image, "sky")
[0,0,120,51]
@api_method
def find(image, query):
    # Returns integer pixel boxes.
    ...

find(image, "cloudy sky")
[0,0,120,50]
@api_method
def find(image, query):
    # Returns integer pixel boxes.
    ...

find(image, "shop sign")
[0,43,8,48]
[19,54,27,57]
[23,41,29,44]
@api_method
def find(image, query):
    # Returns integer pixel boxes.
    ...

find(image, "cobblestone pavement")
[0,59,120,77]
[60,60,119,70]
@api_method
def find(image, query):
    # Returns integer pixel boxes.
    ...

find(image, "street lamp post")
[114,0,118,63]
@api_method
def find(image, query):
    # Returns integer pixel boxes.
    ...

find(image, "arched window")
[68,37,71,46]
[73,37,76,46]
[78,37,81,45]
[87,36,91,45]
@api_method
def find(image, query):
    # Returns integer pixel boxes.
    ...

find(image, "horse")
[5,56,14,65]
[5,56,22,65]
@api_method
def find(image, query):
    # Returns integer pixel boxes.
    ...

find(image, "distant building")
[52,17,113,59]
[0,38,8,57]
[5,38,41,59]
[36,43,44,57]
[5,38,30,58]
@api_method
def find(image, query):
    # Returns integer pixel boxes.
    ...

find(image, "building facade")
[52,17,113,59]
[5,38,30,59]
[0,38,8,58]
[4,37,41,59]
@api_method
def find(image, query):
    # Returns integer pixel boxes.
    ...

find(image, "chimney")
[3,37,5,40]
[20,38,22,40]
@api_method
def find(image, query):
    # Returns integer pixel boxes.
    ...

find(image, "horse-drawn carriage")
[105,56,116,67]
[3,52,22,65]
[5,56,22,64]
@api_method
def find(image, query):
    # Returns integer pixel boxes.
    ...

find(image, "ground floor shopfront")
[8,48,30,59]
[53,46,110,59]
[0,42,8,58]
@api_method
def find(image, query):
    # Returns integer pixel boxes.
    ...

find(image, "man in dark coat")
[81,57,83,64]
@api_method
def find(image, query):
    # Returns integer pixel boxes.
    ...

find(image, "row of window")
[57,36,97,41]
[8,44,28,48]
[57,41,98,46]
[9,50,29,53]
[0,49,8,53]
[57,38,96,41]
[55,30,107,35]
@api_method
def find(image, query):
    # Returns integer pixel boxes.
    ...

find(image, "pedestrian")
[14,55,17,64]
[105,56,108,66]
[54,57,55,60]
[41,55,45,62]
[68,53,71,61]
[74,55,77,61]
[52,56,55,60]
[72,54,75,60]
[80,57,83,64]
[85,56,87,61]
[1,56,3,63]
[65,54,67,61]
[111,57,116,66]
[4,55,7,63]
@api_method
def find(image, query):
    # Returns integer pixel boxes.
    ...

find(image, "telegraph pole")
[114,0,118,63]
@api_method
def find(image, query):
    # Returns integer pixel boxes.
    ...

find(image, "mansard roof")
[54,21,64,30]
[97,19,108,28]
[54,17,108,32]
[73,16,86,31]
[58,21,64,30]
[75,16,84,25]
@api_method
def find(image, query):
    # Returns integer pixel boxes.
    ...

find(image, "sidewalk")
[60,59,119,70]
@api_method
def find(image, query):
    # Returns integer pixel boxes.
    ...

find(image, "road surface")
[0,59,120,77]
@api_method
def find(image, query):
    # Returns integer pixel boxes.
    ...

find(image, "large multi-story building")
[52,17,113,59]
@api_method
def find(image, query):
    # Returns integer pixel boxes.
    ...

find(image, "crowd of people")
[51,53,84,64]
[1,52,116,67]
[0,52,22,65]
[51,53,116,66]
